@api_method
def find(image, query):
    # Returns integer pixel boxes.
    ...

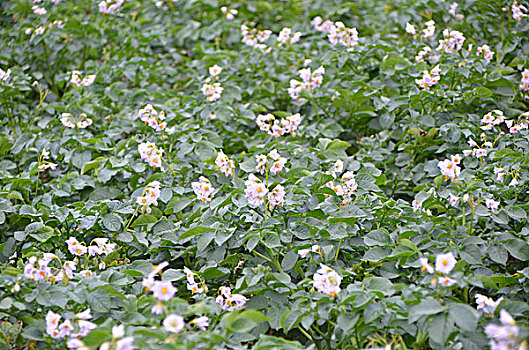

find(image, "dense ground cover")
[1,0,529,349]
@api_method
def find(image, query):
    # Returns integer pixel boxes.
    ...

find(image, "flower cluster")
[277,27,301,46]
[92,325,135,350]
[423,20,435,39]
[288,66,325,101]
[463,136,492,158]
[137,181,161,213]
[313,264,342,298]
[24,254,75,282]
[192,176,215,203]
[267,184,285,209]
[98,0,124,15]
[138,142,164,170]
[209,64,222,77]
[448,2,465,19]
[60,113,93,129]
[419,252,457,286]
[142,262,177,306]
[0,67,11,82]
[311,16,333,32]
[216,286,247,311]
[241,24,272,52]
[255,150,287,175]
[416,66,441,90]
[405,22,416,35]
[38,149,58,171]
[201,80,223,102]
[71,71,96,87]
[520,69,529,91]
[485,310,523,350]
[475,294,503,316]
[256,113,302,137]
[327,22,359,50]
[244,174,267,206]
[477,44,495,62]
[183,266,206,295]
[437,154,461,180]
[298,244,320,258]
[46,309,96,340]
[436,29,465,53]
[163,314,185,333]
[32,5,47,15]
[26,20,65,36]
[215,150,235,176]
[139,104,173,133]
[220,6,237,20]
[512,1,528,21]
[485,198,500,212]
[323,162,358,204]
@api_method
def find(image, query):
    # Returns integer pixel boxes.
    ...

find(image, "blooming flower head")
[209,64,222,77]
[221,7,238,20]
[288,66,325,101]
[485,198,500,212]
[512,1,528,21]
[163,314,185,333]
[60,113,93,129]
[435,252,457,274]
[192,176,215,203]
[416,66,441,90]
[151,281,176,301]
[98,0,124,15]
[477,45,495,62]
[136,181,161,213]
[327,21,359,50]
[138,142,164,170]
[277,27,301,46]
[485,310,521,350]
[520,68,529,91]
[66,237,88,256]
[0,68,11,82]
[139,104,170,133]
[476,294,503,315]
[438,276,457,287]
[216,287,247,311]
[201,80,223,102]
[191,316,209,330]
[437,156,460,180]
[268,184,285,209]
[215,150,235,176]
[313,264,342,297]
[244,174,267,206]
[241,24,272,51]
[423,20,435,38]
[419,258,434,273]
[406,22,416,35]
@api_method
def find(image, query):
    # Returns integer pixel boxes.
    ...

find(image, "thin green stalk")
[162,157,177,176]
[125,204,141,231]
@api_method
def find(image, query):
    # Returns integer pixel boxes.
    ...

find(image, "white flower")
[192,176,215,203]
[419,258,434,274]
[476,294,503,315]
[138,142,164,170]
[209,64,222,76]
[137,181,161,213]
[112,325,125,338]
[406,22,416,35]
[201,81,223,102]
[485,198,500,212]
[313,264,342,297]
[191,316,209,330]
[215,150,235,176]
[244,174,267,206]
[151,281,176,301]
[163,314,185,333]
[268,184,285,208]
[438,277,456,287]
[115,336,135,350]
[435,253,457,274]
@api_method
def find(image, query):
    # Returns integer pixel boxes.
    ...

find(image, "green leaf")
[363,230,392,246]
[408,299,445,323]
[130,214,157,228]
[179,226,212,240]
[428,313,454,346]
[102,213,122,232]
[448,304,479,331]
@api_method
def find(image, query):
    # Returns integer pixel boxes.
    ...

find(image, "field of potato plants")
[0,0,528,349]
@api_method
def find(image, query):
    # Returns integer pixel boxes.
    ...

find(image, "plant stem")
[162,157,177,176]
[125,204,141,231]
